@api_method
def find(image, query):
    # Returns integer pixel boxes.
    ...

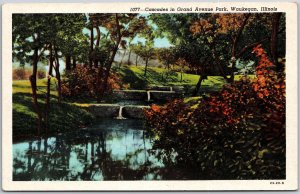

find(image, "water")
[147,91,151,102]
[13,119,169,181]
[115,106,126,119]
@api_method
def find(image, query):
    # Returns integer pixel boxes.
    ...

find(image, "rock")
[113,90,147,100]
[147,86,185,93]
[172,86,185,93]
[123,105,150,119]
[85,104,150,119]
[150,91,183,101]
[87,104,120,118]
[147,86,172,91]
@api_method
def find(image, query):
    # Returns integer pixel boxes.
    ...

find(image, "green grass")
[114,65,256,93]
[13,79,95,142]
[115,65,200,89]
[13,79,58,95]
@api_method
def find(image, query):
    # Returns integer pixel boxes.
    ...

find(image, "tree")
[89,13,148,101]
[55,14,86,72]
[156,47,176,80]
[190,13,285,82]
[150,14,213,94]
[270,13,283,72]
[136,40,155,76]
[130,43,143,66]
[151,13,286,95]
[12,14,88,134]
[13,14,51,134]
[174,58,190,82]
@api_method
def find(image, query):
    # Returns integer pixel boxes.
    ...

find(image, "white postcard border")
[2,2,298,191]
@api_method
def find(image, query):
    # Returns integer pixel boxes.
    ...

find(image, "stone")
[86,104,120,118]
[85,104,150,119]
[123,105,150,119]
[150,90,183,101]
[113,90,147,100]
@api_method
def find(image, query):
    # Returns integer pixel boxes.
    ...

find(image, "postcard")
[2,2,298,191]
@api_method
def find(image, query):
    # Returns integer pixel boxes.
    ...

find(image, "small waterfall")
[170,86,173,91]
[115,106,126,119]
[147,91,151,102]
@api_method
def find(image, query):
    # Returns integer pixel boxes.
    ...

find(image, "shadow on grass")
[13,92,95,142]
[120,67,148,89]
[145,68,167,85]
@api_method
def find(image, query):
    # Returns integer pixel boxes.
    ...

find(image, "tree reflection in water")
[13,119,167,181]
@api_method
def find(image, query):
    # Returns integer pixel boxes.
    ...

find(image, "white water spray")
[115,106,126,119]
[147,91,151,102]
[170,86,173,91]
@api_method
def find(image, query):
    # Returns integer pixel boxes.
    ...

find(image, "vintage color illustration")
[2,2,298,191]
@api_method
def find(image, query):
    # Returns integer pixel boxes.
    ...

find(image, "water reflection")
[13,119,165,181]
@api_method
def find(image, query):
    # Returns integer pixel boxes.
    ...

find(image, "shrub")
[61,65,121,99]
[37,69,46,79]
[13,68,46,80]
[144,45,285,180]
[13,68,30,80]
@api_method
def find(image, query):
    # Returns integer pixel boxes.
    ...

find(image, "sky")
[83,13,172,48]
[131,36,172,48]
[83,28,172,48]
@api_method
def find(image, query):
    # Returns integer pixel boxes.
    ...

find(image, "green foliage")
[13,80,95,142]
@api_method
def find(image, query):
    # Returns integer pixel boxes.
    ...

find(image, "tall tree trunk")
[29,47,43,136]
[127,49,132,65]
[211,45,230,82]
[180,70,183,82]
[45,44,54,135]
[97,14,122,101]
[65,55,71,71]
[54,47,62,103]
[94,26,101,69]
[96,62,104,103]
[271,13,282,72]
[228,14,250,83]
[193,75,205,96]
[95,26,101,48]
[94,60,99,68]
[135,55,138,66]
[166,63,170,79]
[72,57,76,69]
[144,58,149,76]
[89,26,94,68]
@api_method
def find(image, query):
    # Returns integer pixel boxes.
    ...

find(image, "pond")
[13,119,187,181]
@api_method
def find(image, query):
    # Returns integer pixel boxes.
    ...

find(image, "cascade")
[147,91,151,102]
[170,86,173,91]
[115,106,126,119]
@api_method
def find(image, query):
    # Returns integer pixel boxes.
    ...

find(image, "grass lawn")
[13,79,95,142]
[114,65,256,93]
[115,65,200,89]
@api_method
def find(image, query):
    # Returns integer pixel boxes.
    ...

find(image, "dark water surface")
[13,119,174,181]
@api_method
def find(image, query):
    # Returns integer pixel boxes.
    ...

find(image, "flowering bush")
[62,65,121,98]
[144,45,285,179]
[13,68,46,80]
